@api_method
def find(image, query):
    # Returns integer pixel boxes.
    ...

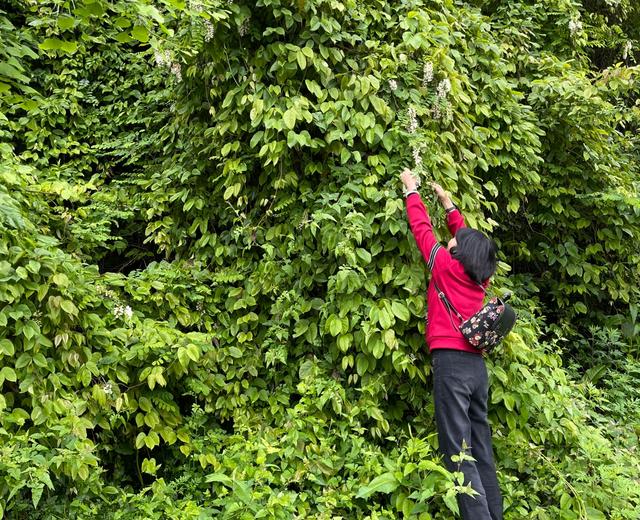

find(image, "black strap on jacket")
[432,279,487,328]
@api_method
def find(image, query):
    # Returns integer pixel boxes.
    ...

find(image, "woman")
[400,168,503,520]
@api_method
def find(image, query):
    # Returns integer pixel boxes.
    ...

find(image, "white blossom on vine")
[444,102,453,122]
[623,41,633,60]
[171,62,182,82]
[388,79,398,91]
[154,49,171,68]
[568,18,582,36]
[412,146,422,168]
[433,102,441,120]
[239,18,250,36]
[407,107,418,133]
[437,78,451,98]
[204,20,215,42]
[102,381,114,396]
[113,304,133,320]
[189,0,203,12]
[422,61,434,86]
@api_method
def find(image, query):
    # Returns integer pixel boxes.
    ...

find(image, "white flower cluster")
[432,78,453,121]
[623,41,633,60]
[239,18,250,36]
[33,310,43,327]
[437,78,451,97]
[153,49,182,82]
[96,284,117,299]
[407,107,418,133]
[412,146,423,168]
[113,304,133,320]
[389,79,398,91]
[445,103,453,121]
[189,0,203,12]
[170,62,182,82]
[103,381,114,396]
[422,61,434,86]
[568,18,582,36]
[154,49,171,67]
[204,20,215,42]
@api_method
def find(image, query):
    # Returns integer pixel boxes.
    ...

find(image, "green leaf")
[177,347,190,368]
[131,26,150,43]
[228,346,243,358]
[378,307,393,329]
[39,38,78,54]
[296,49,306,69]
[115,32,133,43]
[337,333,352,352]
[15,353,30,369]
[57,16,75,30]
[574,302,588,314]
[356,354,368,376]
[356,248,372,264]
[137,4,165,24]
[135,432,146,449]
[0,339,14,356]
[31,485,43,509]
[371,336,385,359]
[114,17,132,28]
[0,367,17,382]
[356,472,399,498]
[326,314,342,336]
[585,507,606,520]
[391,301,410,321]
[206,473,233,485]
[60,300,78,316]
[53,273,69,287]
[283,108,296,130]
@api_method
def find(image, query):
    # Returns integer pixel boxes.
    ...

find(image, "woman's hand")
[429,181,447,200]
[400,168,418,192]
[429,181,455,210]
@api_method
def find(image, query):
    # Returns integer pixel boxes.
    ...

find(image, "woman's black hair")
[452,228,498,283]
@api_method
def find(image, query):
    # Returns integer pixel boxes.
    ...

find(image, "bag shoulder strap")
[432,279,464,322]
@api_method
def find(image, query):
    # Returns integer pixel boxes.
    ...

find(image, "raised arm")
[401,170,451,271]
[430,181,466,236]
[405,192,439,266]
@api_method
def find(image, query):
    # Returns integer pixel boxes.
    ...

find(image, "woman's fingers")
[400,168,417,189]
[429,181,448,199]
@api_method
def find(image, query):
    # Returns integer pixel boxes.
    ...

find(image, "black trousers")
[431,349,503,520]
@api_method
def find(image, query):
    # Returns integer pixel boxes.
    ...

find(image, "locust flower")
[204,20,215,42]
[407,107,418,133]
[422,61,434,86]
[437,78,451,98]
[568,18,582,36]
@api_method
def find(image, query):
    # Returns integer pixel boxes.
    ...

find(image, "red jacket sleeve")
[446,207,466,236]
[405,193,451,271]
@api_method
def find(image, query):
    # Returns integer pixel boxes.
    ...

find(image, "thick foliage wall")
[1,0,639,519]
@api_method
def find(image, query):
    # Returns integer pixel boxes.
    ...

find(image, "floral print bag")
[433,280,517,354]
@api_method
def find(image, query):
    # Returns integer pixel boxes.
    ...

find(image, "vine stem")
[535,448,587,519]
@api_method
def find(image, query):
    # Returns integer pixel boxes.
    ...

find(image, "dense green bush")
[1,0,639,518]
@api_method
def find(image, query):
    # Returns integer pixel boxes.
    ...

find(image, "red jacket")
[405,192,486,354]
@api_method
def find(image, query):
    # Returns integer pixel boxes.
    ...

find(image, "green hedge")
[1,1,639,518]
